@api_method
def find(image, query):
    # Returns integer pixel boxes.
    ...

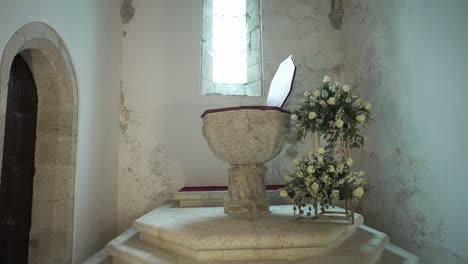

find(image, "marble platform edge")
[131,206,364,255]
[82,248,113,264]
[133,213,364,261]
[105,225,393,264]
[137,225,359,261]
[378,243,419,264]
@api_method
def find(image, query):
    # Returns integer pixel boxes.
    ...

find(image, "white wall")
[0,0,122,262]
[118,0,342,230]
[342,0,468,263]
[119,0,250,231]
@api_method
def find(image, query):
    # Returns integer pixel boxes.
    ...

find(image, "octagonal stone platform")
[103,203,420,264]
[129,206,364,261]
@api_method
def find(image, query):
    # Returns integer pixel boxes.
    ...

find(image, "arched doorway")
[0,54,38,263]
[0,22,79,263]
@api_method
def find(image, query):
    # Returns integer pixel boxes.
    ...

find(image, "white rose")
[364,103,372,110]
[355,115,366,124]
[280,190,288,198]
[318,147,325,155]
[304,91,310,97]
[311,182,320,194]
[296,171,304,178]
[337,163,345,173]
[331,189,340,198]
[291,114,298,121]
[323,75,331,83]
[317,156,323,163]
[312,89,321,98]
[327,97,336,105]
[328,165,335,172]
[307,166,315,174]
[353,187,365,198]
[356,178,365,185]
[335,119,344,128]
[293,159,301,166]
[343,85,351,93]
[308,112,317,120]
[346,158,354,166]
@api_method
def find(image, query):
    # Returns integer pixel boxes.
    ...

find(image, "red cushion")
[179,185,285,192]
[201,106,290,118]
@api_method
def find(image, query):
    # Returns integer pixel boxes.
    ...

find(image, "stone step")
[173,187,287,208]
[378,244,419,264]
[106,224,390,264]
[83,249,113,264]
[132,205,364,261]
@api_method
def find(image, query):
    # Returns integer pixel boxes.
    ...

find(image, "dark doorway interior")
[0,54,38,263]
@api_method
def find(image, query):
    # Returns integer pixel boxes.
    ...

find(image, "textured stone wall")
[342,0,468,263]
[25,49,75,264]
[262,0,343,184]
[118,0,342,230]
[118,0,194,231]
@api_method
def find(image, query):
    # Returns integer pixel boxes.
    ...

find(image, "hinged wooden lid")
[266,55,297,108]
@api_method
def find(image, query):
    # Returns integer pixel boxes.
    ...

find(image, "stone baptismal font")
[104,56,416,264]
[201,55,296,215]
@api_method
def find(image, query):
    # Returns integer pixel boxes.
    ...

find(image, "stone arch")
[0,22,78,263]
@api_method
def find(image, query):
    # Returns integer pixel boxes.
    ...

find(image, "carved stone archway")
[0,22,79,263]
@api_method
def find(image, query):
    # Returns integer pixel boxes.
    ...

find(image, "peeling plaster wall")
[0,1,122,262]
[262,0,343,184]
[118,0,342,230]
[342,0,468,263]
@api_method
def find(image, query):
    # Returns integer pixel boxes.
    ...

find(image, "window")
[212,0,247,84]
[201,0,262,96]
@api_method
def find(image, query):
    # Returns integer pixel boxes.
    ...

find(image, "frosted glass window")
[212,0,247,84]
[202,0,262,96]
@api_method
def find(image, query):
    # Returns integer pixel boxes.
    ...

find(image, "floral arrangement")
[280,148,366,216]
[290,75,371,150]
[281,75,371,222]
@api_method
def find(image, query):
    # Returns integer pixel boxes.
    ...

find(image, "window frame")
[201,0,263,96]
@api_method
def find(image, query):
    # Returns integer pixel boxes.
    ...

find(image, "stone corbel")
[329,0,344,30]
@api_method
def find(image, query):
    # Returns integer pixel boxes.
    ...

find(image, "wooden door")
[0,54,38,263]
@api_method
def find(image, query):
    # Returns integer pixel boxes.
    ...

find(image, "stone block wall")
[23,48,76,264]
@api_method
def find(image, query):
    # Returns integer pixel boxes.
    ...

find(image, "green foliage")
[281,76,372,213]
[290,77,371,150]
[281,151,366,209]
